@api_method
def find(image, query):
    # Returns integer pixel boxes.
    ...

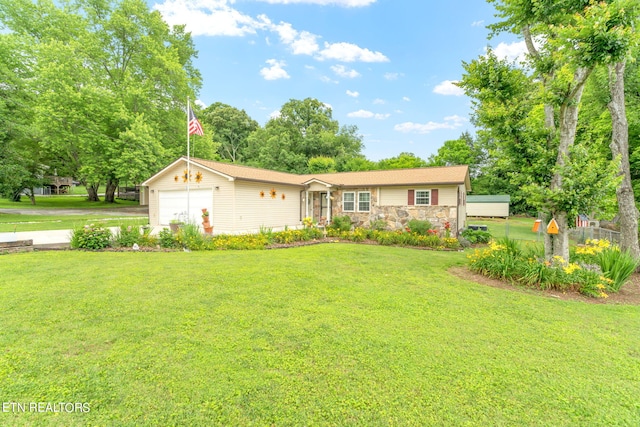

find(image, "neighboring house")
[467,195,510,218]
[141,157,471,234]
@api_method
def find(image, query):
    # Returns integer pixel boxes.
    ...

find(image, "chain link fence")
[569,227,621,244]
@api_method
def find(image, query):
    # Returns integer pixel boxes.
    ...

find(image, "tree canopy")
[0,0,202,202]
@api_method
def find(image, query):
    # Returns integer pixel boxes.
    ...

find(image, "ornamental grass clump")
[597,247,639,292]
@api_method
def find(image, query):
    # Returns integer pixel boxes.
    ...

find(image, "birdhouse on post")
[547,218,559,235]
[532,219,542,232]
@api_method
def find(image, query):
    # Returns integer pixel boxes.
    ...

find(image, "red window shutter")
[431,189,438,206]
[408,189,414,206]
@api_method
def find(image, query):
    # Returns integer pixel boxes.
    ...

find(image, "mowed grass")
[0,214,148,233]
[0,245,639,426]
[0,195,140,210]
[469,216,540,242]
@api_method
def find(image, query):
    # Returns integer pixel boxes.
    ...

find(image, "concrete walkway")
[0,226,164,247]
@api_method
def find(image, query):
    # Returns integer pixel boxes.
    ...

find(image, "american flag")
[188,106,204,136]
[576,214,589,228]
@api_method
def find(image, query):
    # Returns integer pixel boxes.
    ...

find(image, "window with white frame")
[358,191,371,212]
[415,190,430,205]
[343,192,355,212]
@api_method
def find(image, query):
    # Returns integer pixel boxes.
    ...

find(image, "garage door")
[158,189,213,225]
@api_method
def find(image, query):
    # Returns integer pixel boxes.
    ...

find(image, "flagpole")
[187,97,191,224]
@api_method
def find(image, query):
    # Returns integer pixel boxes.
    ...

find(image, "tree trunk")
[27,188,36,205]
[104,179,118,203]
[86,183,100,202]
[547,67,590,261]
[608,60,640,258]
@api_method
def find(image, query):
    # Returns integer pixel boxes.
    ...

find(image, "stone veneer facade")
[330,188,459,233]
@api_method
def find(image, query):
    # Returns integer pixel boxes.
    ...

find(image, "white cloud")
[269,110,282,119]
[154,0,388,63]
[320,75,339,84]
[443,115,467,125]
[260,59,290,80]
[194,99,207,108]
[153,0,260,37]
[472,20,484,27]
[317,42,389,62]
[271,21,319,55]
[384,72,399,80]
[402,96,411,102]
[373,98,385,105]
[346,90,360,98]
[331,64,361,78]
[256,0,376,6]
[347,109,390,120]
[491,41,529,63]
[394,115,466,134]
[433,80,464,96]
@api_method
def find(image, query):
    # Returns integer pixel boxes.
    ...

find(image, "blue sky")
[151,0,526,161]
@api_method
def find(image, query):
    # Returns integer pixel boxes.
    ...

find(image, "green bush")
[113,225,141,247]
[328,215,352,232]
[461,228,492,244]
[369,219,387,231]
[597,248,639,292]
[70,224,112,250]
[406,219,434,236]
[158,228,179,249]
[176,222,206,250]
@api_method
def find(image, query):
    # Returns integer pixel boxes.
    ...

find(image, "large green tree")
[201,102,258,163]
[0,33,47,202]
[246,98,364,173]
[0,0,202,202]
[427,131,484,177]
[376,152,427,170]
[482,0,636,260]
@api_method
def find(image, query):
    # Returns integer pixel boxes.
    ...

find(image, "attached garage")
[158,189,213,225]
[467,195,510,218]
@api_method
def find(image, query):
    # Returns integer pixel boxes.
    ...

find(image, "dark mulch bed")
[449,266,640,305]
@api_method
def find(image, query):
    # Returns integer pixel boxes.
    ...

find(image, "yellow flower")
[563,263,581,274]
[553,255,567,265]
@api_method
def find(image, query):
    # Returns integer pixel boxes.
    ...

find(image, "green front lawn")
[0,214,148,232]
[0,245,638,425]
[0,195,140,209]
[469,216,540,242]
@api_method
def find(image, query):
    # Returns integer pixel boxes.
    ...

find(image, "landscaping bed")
[451,266,640,305]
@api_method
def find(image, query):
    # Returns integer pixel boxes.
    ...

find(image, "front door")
[309,192,329,225]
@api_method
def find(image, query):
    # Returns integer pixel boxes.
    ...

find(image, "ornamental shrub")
[406,219,433,236]
[70,224,112,250]
[329,215,352,232]
[113,225,141,247]
[176,222,206,250]
[158,228,178,248]
[461,228,492,244]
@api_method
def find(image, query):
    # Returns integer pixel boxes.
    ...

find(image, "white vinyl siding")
[234,181,301,232]
[415,190,430,206]
[379,186,458,206]
[343,192,355,212]
[358,192,371,212]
